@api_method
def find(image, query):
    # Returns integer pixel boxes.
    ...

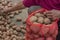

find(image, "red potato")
[32,34,39,38]
[39,25,49,36]
[26,34,34,39]
[49,25,57,34]
[30,24,40,33]
[52,29,58,38]
[35,37,45,40]
[26,27,31,33]
[44,33,50,37]
[46,37,53,40]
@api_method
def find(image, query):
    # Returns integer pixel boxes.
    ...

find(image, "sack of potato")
[26,8,59,40]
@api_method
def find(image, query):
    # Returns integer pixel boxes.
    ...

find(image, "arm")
[4,0,37,13]
[4,1,26,13]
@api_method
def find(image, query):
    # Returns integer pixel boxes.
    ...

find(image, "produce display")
[0,0,26,40]
[26,9,58,40]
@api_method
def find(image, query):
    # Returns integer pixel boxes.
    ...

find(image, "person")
[2,0,60,40]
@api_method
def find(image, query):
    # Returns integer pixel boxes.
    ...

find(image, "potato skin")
[44,18,51,24]
[35,13,44,17]
[37,17,44,24]
[30,16,37,22]
[46,37,53,40]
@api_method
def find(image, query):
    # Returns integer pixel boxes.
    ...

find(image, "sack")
[26,8,58,40]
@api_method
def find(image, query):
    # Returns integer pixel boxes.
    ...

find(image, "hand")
[45,10,60,19]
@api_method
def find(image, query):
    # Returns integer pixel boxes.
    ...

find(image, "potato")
[9,14,14,18]
[32,34,39,38]
[0,16,3,19]
[11,35,17,38]
[1,0,5,2]
[15,11,19,15]
[13,30,18,35]
[12,25,17,29]
[35,37,44,40]
[4,36,10,40]
[5,26,10,30]
[2,32,7,38]
[16,36,21,40]
[1,26,6,31]
[7,20,11,24]
[44,18,51,24]
[4,6,8,10]
[20,25,25,29]
[16,17,22,21]
[30,25,40,33]
[46,37,53,40]
[30,16,37,22]
[7,3,13,7]
[39,26,49,36]
[16,27,21,32]
[0,21,4,25]
[21,29,26,33]
[6,29,13,36]
[2,17,5,21]
[22,19,26,24]
[18,10,22,13]
[35,13,44,17]
[2,1,8,6]
[52,30,58,38]
[4,22,7,26]
[0,31,3,35]
[37,17,44,24]
[12,38,17,40]
[9,22,15,26]
[33,22,39,24]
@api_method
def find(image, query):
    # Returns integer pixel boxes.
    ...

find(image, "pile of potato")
[30,12,54,25]
[0,0,26,40]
